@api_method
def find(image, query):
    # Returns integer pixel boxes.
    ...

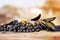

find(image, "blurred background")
[0,0,60,25]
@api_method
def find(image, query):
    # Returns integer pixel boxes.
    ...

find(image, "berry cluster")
[0,20,53,33]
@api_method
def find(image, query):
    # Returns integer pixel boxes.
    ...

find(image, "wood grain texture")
[0,31,60,40]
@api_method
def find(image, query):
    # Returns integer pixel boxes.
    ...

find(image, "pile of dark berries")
[0,20,54,33]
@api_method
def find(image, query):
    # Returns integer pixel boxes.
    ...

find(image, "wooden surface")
[0,31,60,40]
